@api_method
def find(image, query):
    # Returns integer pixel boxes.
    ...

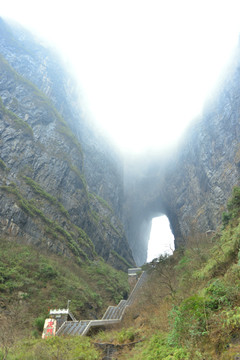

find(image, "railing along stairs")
[55,270,147,336]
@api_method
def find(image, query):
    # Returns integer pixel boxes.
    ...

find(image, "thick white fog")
[1,0,240,153]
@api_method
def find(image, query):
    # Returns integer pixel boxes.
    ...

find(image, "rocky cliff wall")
[0,18,124,220]
[0,18,134,270]
[124,48,240,265]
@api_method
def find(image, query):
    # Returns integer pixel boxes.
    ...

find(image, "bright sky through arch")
[147,216,175,262]
[1,0,240,153]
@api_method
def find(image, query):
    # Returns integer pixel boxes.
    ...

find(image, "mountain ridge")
[1,17,240,268]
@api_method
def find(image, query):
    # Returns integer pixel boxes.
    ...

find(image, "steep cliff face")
[1,18,240,268]
[0,18,134,269]
[0,18,124,219]
[124,48,240,265]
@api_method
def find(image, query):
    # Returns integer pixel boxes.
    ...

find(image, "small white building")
[42,308,76,338]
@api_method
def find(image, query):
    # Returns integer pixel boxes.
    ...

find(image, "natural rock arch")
[123,50,240,264]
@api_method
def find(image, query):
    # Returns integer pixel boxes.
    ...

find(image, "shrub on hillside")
[168,295,208,347]
[222,186,240,227]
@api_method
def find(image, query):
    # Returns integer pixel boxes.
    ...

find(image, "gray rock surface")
[0,18,134,269]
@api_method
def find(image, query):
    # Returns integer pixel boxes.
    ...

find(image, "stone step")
[55,271,147,337]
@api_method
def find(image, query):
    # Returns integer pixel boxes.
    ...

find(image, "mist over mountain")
[0,18,134,270]
[124,51,240,263]
[0,17,240,268]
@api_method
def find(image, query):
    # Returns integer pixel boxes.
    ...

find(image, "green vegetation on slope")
[23,176,69,219]
[0,55,83,165]
[0,95,33,137]
[0,237,129,331]
[88,192,125,239]
[1,335,101,360]
[3,186,240,359]
[0,157,7,171]
[110,250,132,269]
[90,186,240,360]
[0,181,95,263]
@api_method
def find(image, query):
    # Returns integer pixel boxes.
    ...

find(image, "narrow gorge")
[0,18,240,268]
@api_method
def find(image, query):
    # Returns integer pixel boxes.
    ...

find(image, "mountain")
[2,17,240,359]
[124,43,240,264]
[1,17,240,269]
[0,18,134,270]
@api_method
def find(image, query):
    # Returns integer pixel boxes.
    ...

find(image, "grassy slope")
[0,239,129,360]
[91,186,240,360]
[0,237,129,358]
[2,188,240,359]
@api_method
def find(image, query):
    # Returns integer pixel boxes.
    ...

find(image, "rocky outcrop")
[124,48,240,264]
[0,18,134,270]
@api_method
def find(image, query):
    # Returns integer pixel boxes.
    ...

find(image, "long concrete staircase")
[56,271,147,336]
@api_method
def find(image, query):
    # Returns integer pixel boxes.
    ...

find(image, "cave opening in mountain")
[147,215,175,262]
